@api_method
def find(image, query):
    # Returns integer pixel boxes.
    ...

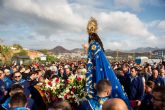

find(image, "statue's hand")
[82,44,88,51]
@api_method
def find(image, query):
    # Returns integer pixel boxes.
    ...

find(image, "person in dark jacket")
[140,81,154,110]
[125,67,144,109]
[0,70,7,104]
[148,69,164,86]
[12,72,31,98]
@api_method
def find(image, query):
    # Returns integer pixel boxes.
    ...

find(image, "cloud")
[147,20,165,34]
[2,0,86,32]
[157,21,165,30]
[0,0,164,50]
[98,11,157,40]
[114,0,142,11]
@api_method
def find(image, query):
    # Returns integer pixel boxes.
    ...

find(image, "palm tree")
[0,45,13,64]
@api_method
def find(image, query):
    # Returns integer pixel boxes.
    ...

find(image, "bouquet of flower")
[60,74,86,104]
[37,74,86,106]
[38,77,65,103]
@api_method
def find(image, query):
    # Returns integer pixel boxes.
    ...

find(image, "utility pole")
[150,51,152,59]
[116,49,119,62]
[133,51,135,60]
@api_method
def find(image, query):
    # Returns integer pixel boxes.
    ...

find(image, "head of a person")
[13,71,22,82]
[9,92,27,109]
[152,86,165,110]
[12,66,18,73]
[96,79,112,97]
[30,71,37,79]
[76,68,82,75]
[130,67,138,77]
[36,70,43,78]
[102,98,128,110]
[38,76,44,83]
[144,66,149,73]
[4,69,10,76]
[48,101,72,110]
[148,65,152,73]
[160,69,164,76]
[122,63,129,73]
[145,81,155,93]
[59,68,64,74]
[10,84,24,96]
[152,69,159,79]
[0,70,5,79]
[65,68,71,75]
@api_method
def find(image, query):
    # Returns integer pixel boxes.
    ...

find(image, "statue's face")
[87,21,97,34]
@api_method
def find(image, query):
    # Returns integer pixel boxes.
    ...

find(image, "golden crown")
[87,17,98,34]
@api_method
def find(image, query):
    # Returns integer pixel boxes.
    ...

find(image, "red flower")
[71,97,76,102]
[64,93,70,99]
[48,81,52,86]
[55,78,60,83]
[66,79,70,84]
[77,77,82,82]
[71,87,76,93]
[64,94,68,99]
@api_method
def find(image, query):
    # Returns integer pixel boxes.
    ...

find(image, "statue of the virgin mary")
[85,17,131,109]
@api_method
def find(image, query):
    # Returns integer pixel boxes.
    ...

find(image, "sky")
[0,0,165,50]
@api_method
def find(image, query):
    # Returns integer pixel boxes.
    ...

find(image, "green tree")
[47,55,59,62]
[39,49,49,55]
[13,49,28,56]
[0,45,13,64]
[13,44,23,50]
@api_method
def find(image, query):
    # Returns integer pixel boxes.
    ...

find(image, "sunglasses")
[14,75,21,78]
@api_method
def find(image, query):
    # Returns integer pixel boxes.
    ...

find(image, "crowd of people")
[0,59,164,110]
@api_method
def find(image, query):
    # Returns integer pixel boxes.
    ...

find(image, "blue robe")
[85,40,130,108]
[79,96,110,110]
[2,97,35,110]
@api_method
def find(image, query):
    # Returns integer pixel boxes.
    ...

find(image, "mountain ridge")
[49,46,162,54]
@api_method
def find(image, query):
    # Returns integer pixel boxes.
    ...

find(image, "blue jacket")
[0,80,6,102]
[10,107,28,110]
[12,79,30,98]
[79,96,110,110]
[125,75,144,100]
[2,97,35,110]
[148,75,164,86]
[3,77,13,91]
